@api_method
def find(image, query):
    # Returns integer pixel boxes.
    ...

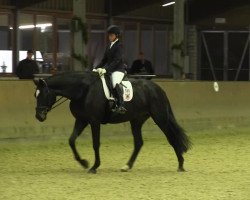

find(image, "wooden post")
[52,16,58,73]
[12,9,20,73]
[137,22,141,54]
[173,0,185,79]
[73,0,86,71]
[107,0,114,26]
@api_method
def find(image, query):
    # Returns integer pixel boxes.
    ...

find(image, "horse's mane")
[45,71,99,89]
[47,71,97,81]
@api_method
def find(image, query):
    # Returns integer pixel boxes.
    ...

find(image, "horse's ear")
[39,79,47,87]
[33,79,39,86]
[33,79,47,87]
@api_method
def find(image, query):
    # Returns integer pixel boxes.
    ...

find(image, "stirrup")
[111,105,118,112]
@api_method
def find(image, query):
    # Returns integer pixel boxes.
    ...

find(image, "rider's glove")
[99,68,106,76]
[96,68,102,73]
[93,68,106,76]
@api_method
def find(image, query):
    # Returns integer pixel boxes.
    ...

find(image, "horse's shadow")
[37,166,181,176]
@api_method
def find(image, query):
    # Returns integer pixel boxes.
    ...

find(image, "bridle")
[36,80,68,113]
[51,97,68,111]
[36,72,100,113]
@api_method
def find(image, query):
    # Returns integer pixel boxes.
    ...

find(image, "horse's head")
[34,79,56,122]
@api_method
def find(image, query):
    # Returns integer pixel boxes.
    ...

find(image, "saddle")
[100,74,133,102]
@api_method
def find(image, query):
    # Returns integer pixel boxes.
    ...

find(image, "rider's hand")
[96,68,102,73]
[99,68,106,76]
[92,68,97,72]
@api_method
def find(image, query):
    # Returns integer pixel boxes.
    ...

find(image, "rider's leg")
[111,71,125,88]
[111,71,127,114]
[114,84,127,113]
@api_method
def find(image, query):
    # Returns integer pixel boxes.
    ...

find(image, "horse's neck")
[53,87,76,100]
[47,76,88,100]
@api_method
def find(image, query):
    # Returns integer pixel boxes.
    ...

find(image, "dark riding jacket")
[97,40,126,73]
[16,58,39,79]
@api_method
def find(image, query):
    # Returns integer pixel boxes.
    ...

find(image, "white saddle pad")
[100,76,133,102]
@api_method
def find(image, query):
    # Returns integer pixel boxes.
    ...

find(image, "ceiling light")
[19,25,35,29]
[18,23,52,29]
[36,23,52,28]
[162,1,175,7]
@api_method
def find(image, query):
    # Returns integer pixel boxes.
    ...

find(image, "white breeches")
[111,71,125,88]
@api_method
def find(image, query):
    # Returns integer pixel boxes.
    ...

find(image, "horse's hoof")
[177,167,186,172]
[121,165,130,172]
[79,159,89,169]
[88,169,97,174]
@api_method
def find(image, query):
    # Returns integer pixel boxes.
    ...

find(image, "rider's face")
[108,34,117,42]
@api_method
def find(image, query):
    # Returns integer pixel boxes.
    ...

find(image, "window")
[0,13,12,73]
[141,24,154,66]
[87,19,106,68]
[36,15,53,73]
[154,25,168,75]
[200,31,250,81]
[57,18,72,71]
[19,13,34,51]
[123,23,138,70]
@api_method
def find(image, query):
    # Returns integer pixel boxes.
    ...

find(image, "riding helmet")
[107,25,121,36]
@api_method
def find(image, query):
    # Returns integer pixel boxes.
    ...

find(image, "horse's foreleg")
[121,119,146,172]
[69,119,89,169]
[88,122,101,174]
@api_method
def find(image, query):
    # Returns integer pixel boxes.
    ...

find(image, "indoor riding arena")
[0,0,250,200]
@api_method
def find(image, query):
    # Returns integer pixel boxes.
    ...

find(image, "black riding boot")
[112,84,127,114]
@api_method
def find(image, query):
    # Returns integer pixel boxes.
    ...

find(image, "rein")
[38,72,100,112]
[50,97,68,111]
[49,73,100,111]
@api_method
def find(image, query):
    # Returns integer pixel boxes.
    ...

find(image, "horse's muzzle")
[35,107,48,122]
[36,112,47,122]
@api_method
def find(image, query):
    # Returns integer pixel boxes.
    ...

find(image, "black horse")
[34,71,191,173]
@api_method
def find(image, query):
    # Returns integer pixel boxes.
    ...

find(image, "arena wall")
[1,80,250,138]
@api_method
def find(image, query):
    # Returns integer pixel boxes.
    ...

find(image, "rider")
[93,25,127,114]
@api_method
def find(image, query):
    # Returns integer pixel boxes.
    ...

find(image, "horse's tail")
[147,82,191,154]
[166,104,192,154]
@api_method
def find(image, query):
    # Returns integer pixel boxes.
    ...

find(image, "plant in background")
[70,16,88,69]
[171,40,185,73]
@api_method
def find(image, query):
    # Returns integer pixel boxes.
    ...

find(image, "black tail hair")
[167,105,192,154]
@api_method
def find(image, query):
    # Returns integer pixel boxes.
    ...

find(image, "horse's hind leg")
[69,119,89,169]
[121,117,148,172]
[88,122,101,174]
[150,111,186,172]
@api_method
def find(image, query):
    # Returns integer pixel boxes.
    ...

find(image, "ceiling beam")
[10,0,48,9]
[111,0,163,16]
[189,0,250,21]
